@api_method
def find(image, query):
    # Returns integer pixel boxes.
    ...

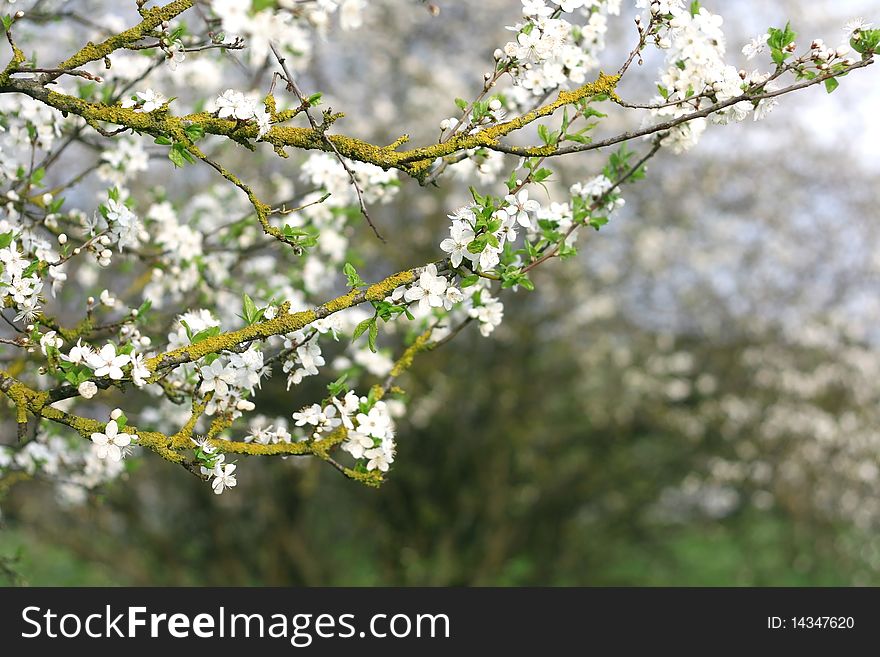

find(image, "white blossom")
[90,420,133,462]
[404,264,450,312]
[86,344,130,380]
[212,463,238,494]
[121,89,168,113]
[440,221,476,268]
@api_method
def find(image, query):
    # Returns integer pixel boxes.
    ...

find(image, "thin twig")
[269,41,386,242]
[11,66,104,81]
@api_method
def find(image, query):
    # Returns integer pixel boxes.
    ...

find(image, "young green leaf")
[352,317,373,342]
[368,319,379,353]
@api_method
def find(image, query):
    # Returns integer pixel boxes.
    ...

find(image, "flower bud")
[78,381,98,399]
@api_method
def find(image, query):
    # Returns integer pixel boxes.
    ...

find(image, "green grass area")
[2,509,870,586]
[0,527,124,586]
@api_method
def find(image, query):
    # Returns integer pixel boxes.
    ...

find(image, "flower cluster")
[214,89,272,137]
[289,392,398,472]
[197,347,265,415]
[245,416,294,445]
[390,264,463,314]
[192,438,238,494]
[61,339,151,392]
[0,236,44,321]
[283,331,325,388]
[500,1,621,111]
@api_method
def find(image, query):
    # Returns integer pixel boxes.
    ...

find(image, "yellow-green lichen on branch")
[0,263,436,487]
[145,308,318,374]
[0,370,184,463]
[5,69,619,186]
[364,271,417,300]
[394,71,621,167]
[389,329,434,379]
[144,266,418,376]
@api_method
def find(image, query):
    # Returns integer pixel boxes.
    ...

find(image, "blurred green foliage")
[2,311,874,586]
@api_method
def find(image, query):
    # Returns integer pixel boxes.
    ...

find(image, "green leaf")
[184,123,205,142]
[581,107,607,120]
[343,262,365,288]
[327,373,349,396]
[367,320,378,353]
[532,168,553,183]
[23,260,40,277]
[242,293,258,325]
[467,234,488,254]
[767,23,797,53]
[0,231,13,249]
[564,133,591,144]
[168,142,195,168]
[168,146,187,168]
[454,97,468,111]
[851,29,880,54]
[352,317,372,341]
[30,167,45,187]
[824,77,839,93]
[537,124,556,146]
[190,326,220,344]
[506,169,518,192]
[589,216,609,231]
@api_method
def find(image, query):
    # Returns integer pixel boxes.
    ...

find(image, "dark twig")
[269,41,386,242]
